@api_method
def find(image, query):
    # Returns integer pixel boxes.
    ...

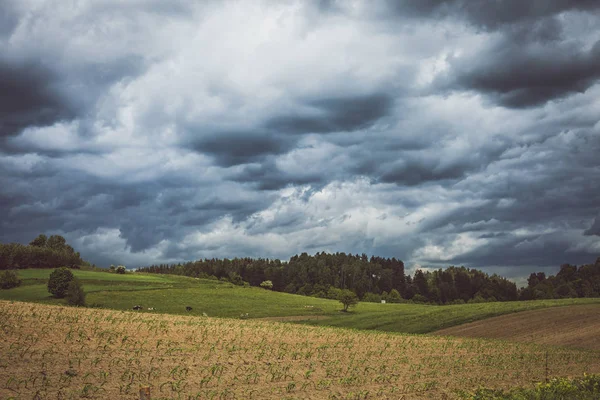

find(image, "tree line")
[2,233,598,304]
[520,258,600,300]
[137,252,523,304]
[0,234,84,270]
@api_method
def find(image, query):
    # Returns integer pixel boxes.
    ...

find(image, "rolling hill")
[2,268,600,335]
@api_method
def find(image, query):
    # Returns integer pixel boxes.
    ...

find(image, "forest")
[0,234,83,270]
[138,252,520,304]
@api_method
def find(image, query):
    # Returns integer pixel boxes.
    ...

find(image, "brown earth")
[1,301,599,399]
[432,304,600,351]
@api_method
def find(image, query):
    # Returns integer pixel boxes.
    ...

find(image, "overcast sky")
[1,1,599,281]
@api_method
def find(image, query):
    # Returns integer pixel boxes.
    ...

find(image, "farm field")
[2,269,600,334]
[2,301,600,400]
[432,304,600,351]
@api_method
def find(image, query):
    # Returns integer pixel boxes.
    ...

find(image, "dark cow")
[132,305,142,310]
[186,306,193,312]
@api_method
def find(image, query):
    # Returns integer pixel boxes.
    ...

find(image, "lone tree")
[338,289,359,312]
[259,280,273,290]
[66,278,86,306]
[48,267,74,298]
[115,265,126,274]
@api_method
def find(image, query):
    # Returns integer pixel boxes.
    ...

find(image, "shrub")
[362,292,382,303]
[260,280,274,290]
[388,289,402,303]
[228,272,244,286]
[0,270,21,289]
[115,265,126,274]
[411,294,427,303]
[338,289,359,312]
[66,278,86,306]
[47,267,74,298]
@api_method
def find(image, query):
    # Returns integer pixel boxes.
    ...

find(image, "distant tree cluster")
[0,270,21,289]
[520,258,600,300]
[0,234,83,270]
[47,267,86,306]
[137,252,521,304]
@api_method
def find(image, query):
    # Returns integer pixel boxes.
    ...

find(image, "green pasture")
[2,268,599,334]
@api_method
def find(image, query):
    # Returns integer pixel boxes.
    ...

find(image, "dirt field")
[1,301,599,399]
[433,304,600,351]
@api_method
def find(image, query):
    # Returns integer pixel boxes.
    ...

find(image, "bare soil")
[432,304,600,350]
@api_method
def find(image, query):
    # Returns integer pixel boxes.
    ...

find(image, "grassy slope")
[300,297,600,334]
[2,268,600,334]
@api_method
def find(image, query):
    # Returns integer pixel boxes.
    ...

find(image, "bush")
[0,270,21,289]
[47,267,75,298]
[468,374,600,399]
[260,280,274,290]
[362,292,382,303]
[115,265,126,274]
[388,289,402,303]
[66,278,86,306]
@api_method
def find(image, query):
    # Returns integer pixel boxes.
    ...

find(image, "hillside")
[2,301,600,399]
[432,304,600,351]
[2,269,600,334]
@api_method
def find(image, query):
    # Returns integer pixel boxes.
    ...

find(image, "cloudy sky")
[1,1,599,280]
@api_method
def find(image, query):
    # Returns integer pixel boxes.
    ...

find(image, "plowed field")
[2,301,600,399]
[433,304,600,350]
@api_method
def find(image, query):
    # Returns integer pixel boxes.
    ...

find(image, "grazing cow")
[132,305,142,310]
[147,307,154,311]
[186,306,193,312]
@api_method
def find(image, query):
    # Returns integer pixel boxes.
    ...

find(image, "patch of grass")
[86,286,340,317]
[462,374,600,399]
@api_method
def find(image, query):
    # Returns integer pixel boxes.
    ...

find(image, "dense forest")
[138,252,520,304]
[0,234,84,270]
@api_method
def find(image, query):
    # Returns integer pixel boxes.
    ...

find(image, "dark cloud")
[266,94,393,134]
[444,38,600,108]
[229,161,323,191]
[378,161,468,186]
[191,132,294,167]
[0,61,76,139]
[448,232,595,269]
[386,0,600,30]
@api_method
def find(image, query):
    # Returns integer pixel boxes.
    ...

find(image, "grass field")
[1,301,599,400]
[2,269,600,334]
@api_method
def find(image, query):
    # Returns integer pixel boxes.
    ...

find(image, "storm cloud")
[1,0,599,283]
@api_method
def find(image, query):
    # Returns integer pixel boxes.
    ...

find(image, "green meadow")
[2,268,599,334]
